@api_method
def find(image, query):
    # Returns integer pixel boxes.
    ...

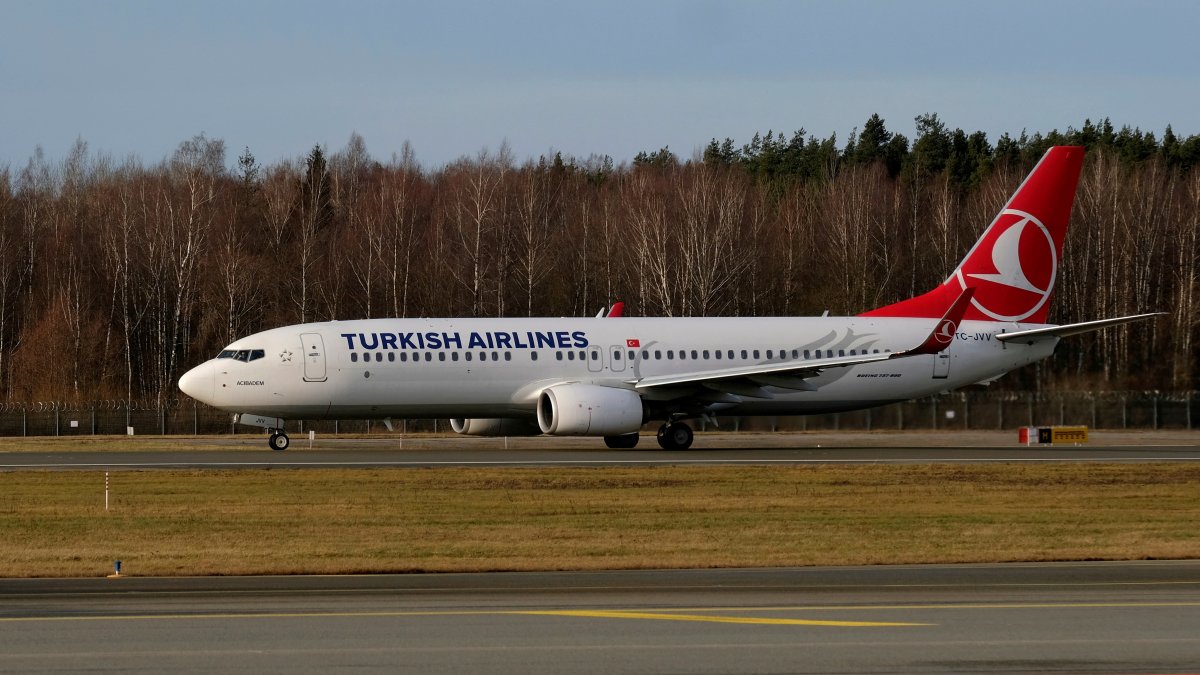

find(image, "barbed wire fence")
[0,391,1193,437]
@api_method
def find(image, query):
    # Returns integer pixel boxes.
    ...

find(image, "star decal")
[280,349,293,362]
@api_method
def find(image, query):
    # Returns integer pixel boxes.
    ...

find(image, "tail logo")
[955,209,1056,322]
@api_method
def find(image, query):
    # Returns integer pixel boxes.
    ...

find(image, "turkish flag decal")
[626,338,640,348]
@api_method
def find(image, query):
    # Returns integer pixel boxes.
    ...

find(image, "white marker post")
[105,471,109,511]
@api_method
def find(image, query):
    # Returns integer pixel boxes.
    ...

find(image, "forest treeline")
[0,113,1196,403]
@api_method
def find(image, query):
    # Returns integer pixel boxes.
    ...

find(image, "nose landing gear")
[268,431,290,451]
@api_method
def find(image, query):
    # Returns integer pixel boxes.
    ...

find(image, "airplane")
[179,146,1161,451]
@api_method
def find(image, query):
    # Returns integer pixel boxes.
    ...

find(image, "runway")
[1,430,1199,470]
[3,562,1199,674]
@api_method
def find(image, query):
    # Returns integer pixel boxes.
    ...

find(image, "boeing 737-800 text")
[179,146,1159,450]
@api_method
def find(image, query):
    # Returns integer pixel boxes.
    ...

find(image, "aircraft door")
[587,346,604,373]
[932,353,951,379]
[301,333,327,382]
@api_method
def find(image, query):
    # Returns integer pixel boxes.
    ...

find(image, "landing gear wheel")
[656,422,694,450]
[604,433,640,449]
[268,432,290,451]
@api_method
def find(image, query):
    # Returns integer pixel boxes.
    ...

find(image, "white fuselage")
[180,316,1057,420]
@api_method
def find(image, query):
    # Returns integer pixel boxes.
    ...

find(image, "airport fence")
[0,391,1194,438]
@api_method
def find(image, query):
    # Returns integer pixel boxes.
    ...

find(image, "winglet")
[902,287,975,356]
[607,301,625,318]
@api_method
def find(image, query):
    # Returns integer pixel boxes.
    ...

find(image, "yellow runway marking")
[519,610,928,627]
[3,600,1198,624]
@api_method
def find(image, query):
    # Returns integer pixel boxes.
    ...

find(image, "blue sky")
[2,0,1197,170]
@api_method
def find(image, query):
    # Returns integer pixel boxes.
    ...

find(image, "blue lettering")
[468,332,487,349]
[495,332,513,349]
[534,331,556,348]
[340,333,357,350]
[359,332,379,349]
[486,332,495,348]
[514,332,529,349]
[555,331,571,349]
[571,331,589,348]
[425,332,442,349]
[381,333,398,350]
[398,332,417,349]
[442,332,462,349]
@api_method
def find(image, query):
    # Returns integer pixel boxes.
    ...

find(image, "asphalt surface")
[2,562,1199,674]
[2,433,1199,470]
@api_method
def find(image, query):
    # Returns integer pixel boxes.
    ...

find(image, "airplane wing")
[995,313,1165,343]
[633,288,974,397]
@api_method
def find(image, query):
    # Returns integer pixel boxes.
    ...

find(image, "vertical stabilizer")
[861,146,1085,323]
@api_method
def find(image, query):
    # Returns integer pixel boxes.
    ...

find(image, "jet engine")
[450,418,543,436]
[536,384,645,436]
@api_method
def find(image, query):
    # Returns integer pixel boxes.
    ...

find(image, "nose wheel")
[268,431,290,451]
[656,422,694,450]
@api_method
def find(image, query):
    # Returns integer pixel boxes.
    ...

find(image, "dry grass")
[2,463,1199,578]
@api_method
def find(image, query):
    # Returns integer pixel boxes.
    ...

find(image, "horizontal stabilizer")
[995,313,1165,343]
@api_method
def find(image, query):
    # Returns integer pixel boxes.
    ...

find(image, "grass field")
[2,463,1199,577]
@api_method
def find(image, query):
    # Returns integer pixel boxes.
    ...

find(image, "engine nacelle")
[450,418,543,436]
[536,384,645,436]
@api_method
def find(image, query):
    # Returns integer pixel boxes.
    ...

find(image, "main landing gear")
[268,430,290,451]
[656,421,694,450]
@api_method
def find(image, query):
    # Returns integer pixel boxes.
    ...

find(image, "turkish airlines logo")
[955,209,1056,321]
[933,318,957,346]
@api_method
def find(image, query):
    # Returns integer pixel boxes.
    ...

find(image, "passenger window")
[766,350,773,359]
[567,352,575,361]
[424,353,432,362]
[839,350,845,357]
[753,350,760,359]
[505,352,511,361]
[439,353,446,361]
[803,350,810,359]
[628,350,635,360]
[702,350,710,359]
[531,352,538,361]
[641,350,649,359]
[714,350,721,360]
[400,353,407,362]
[388,352,395,362]
[556,351,563,361]
[451,352,459,362]
[465,352,472,361]
[667,350,674,359]
[350,353,358,363]
[654,350,661,359]
[492,351,499,361]
[376,353,383,362]
[480,352,488,361]
[679,351,687,360]
[740,350,748,359]
[613,350,621,361]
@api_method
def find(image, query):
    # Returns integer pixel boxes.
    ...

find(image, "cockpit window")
[218,348,265,362]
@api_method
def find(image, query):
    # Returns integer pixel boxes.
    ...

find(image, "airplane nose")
[179,361,215,404]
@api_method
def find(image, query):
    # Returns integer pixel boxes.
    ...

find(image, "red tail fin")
[861,146,1085,323]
